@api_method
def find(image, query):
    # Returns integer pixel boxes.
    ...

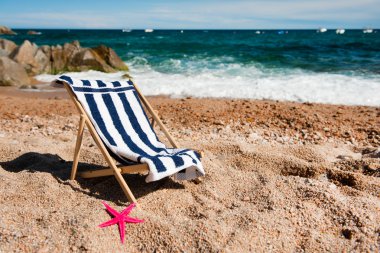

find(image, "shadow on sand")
[0,152,184,204]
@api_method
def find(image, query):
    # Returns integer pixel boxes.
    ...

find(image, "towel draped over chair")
[57,75,205,182]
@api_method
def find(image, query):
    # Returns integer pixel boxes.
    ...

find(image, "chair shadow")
[0,152,184,204]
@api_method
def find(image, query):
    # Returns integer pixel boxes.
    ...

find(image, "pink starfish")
[98,202,144,243]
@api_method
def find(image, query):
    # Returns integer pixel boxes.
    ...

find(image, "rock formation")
[92,45,129,71]
[10,40,39,75]
[0,26,17,35]
[27,30,42,35]
[0,57,30,86]
[0,39,17,56]
[0,39,129,86]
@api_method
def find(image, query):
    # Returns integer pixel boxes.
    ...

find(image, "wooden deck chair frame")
[63,81,180,204]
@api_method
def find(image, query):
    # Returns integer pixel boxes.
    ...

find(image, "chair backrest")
[58,75,167,163]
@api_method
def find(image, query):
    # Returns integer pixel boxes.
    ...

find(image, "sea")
[5,29,380,106]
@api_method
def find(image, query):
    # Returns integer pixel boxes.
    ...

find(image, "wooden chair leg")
[85,119,138,204]
[112,167,138,204]
[71,115,85,180]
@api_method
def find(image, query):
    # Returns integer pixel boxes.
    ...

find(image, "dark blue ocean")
[3,29,380,105]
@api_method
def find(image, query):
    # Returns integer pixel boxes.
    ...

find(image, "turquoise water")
[3,29,380,105]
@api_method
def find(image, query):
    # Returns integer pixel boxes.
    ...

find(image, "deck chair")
[53,75,205,203]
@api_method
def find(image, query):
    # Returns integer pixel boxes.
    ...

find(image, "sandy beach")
[0,86,379,252]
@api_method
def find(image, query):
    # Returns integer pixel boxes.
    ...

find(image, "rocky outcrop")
[10,40,39,74]
[34,47,51,74]
[27,30,41,35]
[0,57,30,86]
[0,39,129,86]
[63,42,129,73]
[50,45,66,73]
[92,45,129,71]
[0,26,16,35]
[69,48,110,72]
[0,39,17,57]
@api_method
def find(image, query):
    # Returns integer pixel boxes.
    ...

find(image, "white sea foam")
[36,61,380,106]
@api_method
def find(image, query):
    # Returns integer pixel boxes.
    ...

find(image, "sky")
[1,0,379,29]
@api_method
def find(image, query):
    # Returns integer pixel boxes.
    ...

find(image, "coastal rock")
[0,56,30,86]
[92,45,129,71]
[34,48,50,73]
[50,45,66,73]
[27,30,41,35]
[0,26,16,35]
[0,39,17,56]
[63,41,81,59]
[0,49,7,57]
[0,39,130,85]
[69,48,114,72]
[10,40,39,74]
[53,41,129,73]
[0,48,8,57]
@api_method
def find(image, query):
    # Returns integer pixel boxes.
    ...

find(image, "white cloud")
[2,12,120,28]
[2,0,380,28]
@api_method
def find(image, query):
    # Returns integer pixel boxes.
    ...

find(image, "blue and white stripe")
[58,75,205,182]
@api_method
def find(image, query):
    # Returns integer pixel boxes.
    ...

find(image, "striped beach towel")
[56,75,205,182]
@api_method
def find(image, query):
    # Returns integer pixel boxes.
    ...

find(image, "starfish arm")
[118,219,126,244]
[124,217,144,223]
[102,201,121,217]
[120,203,136,216]
[98,217,119,228]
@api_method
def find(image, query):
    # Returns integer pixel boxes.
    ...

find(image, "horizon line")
[8,27,379,30]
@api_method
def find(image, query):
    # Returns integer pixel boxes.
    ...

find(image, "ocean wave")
[36,61,380,106]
